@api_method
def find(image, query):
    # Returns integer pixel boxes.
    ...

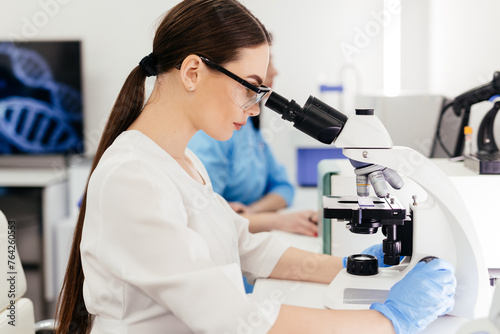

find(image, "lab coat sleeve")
[93,159,279,334]
[216,195,290,284]
[263,144,295,207]
[188,131,231,195]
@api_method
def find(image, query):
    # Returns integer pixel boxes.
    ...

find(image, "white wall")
[429,0,500,96]
[0,0,383,152]
[400,0,431,93]
[250,0,387,183]
[1,0,499,180]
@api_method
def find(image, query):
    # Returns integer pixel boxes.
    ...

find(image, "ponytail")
[55,0,271,331]
[54,66,147,333]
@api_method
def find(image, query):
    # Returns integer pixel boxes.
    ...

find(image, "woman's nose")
[246,103,260,117]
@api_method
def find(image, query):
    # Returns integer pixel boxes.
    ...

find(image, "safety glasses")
[199,56,271,111]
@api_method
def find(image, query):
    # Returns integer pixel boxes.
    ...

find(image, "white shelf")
[0,168,68,187]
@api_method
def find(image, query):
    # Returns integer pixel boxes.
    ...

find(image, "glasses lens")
[236,86,270,111]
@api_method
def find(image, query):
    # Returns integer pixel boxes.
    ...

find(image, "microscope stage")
[323,195,406,221]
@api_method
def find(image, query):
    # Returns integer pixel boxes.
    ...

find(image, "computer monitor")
[0,40,83,164]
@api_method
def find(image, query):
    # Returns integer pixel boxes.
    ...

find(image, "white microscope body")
[323,111,491,319]
[458,283,500,333]
[263,91,491,320]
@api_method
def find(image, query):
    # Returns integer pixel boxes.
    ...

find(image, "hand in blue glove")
[370,259,457,334]
[342,243,401,268]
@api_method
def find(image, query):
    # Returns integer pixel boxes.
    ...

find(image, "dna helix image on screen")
[0,41,83,155]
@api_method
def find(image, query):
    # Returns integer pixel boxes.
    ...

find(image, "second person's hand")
[228,201,250,213]
[274,210,318,237]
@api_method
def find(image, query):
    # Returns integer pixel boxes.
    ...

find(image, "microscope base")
[324,264,410,310]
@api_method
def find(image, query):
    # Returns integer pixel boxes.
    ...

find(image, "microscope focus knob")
[346,254,379,276]
[383,239,402,266]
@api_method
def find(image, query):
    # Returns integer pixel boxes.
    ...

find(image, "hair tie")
[139,53,158,77]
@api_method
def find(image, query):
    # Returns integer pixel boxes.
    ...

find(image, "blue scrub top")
[188,121,294,207]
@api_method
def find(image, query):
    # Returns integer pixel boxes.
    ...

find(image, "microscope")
[265,92,491,319]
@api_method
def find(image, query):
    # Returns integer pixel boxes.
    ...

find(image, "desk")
[255,226,469,333]
[253,179,488,333]
[0,167,69,319]
[252,278,468,333]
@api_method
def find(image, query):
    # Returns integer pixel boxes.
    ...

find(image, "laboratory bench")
[252,277,469,333]
[257,221,470,333]
[253,158,500,333]
[1,156,496,327]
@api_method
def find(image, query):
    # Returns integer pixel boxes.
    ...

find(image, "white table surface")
[253,186,473,333]
[256,228,469,333]
[0,167,67,187]
[252,278,469,333]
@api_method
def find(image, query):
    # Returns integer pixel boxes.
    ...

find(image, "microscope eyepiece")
[265,91,348,145]
[264,92,291,117]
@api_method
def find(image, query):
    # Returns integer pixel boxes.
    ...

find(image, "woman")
[188,54,319,237]
[188,54,315,294]
[56,1,455,333]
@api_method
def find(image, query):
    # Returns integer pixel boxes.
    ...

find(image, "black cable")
[430,99,455,158]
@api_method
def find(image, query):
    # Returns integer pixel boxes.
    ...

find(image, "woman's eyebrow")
[247,74,263,85]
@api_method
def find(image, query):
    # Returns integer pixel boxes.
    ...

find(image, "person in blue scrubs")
[188,57,318,237]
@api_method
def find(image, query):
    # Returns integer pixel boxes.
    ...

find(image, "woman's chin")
[210,130,234,142]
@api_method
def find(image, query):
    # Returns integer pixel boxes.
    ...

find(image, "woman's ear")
[179,55,202,92]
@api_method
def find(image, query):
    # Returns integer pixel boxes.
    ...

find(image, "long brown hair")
[55,0,271,332]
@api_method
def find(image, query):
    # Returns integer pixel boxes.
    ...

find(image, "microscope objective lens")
[356,174,370,197]
[368,170,389,197]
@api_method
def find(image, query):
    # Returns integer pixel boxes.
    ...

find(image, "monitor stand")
[0,155,67,169]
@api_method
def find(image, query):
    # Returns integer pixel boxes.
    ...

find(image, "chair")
[0,210,55,333]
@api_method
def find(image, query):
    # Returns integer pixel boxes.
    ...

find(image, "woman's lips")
[233,122,246,130]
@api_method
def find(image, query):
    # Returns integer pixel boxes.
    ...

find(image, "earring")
[189,87,195,91]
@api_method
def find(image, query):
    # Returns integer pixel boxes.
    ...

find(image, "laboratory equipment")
[452,72,500,117]
[265,92,491,319]
[463,126,473,156]
[463,96,500,174]
[318,83,343,111]
[356,94,444,158]
[432,71,500,159]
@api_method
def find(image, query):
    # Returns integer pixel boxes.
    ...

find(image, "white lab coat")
[80,130,289,334]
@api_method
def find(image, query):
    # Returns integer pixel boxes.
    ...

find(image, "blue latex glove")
[370,259,457,334]
[342,243,401,268]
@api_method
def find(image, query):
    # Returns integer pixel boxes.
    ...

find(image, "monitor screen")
[0,41,83,155]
